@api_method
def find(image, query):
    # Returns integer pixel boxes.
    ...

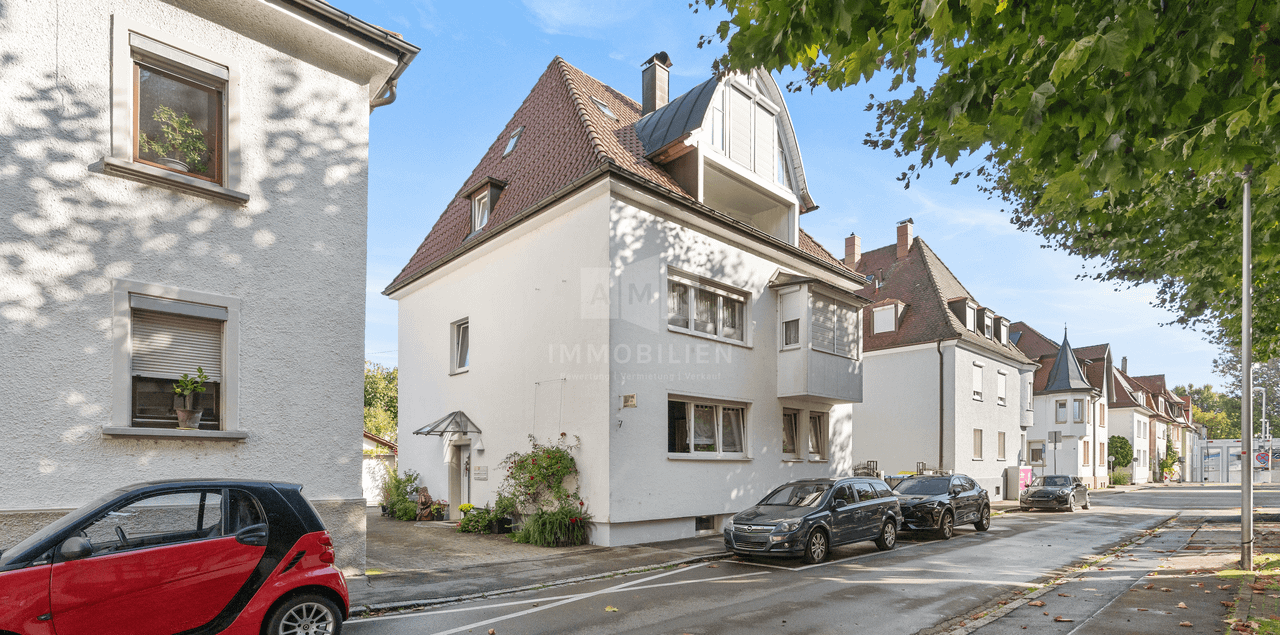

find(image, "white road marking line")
[407,563,709,634]
[734,542,920,572]
[352,569,770,625]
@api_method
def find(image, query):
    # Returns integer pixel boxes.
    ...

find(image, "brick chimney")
[1121,356,1128,374]
[896,218,914,260]
[641,52,672,115]
[844,233,861,270]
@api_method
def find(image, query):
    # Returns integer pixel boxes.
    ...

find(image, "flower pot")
[491,517,512,534]
[433,510,445,521]
[156,157,190,172]
[174,408,202,429]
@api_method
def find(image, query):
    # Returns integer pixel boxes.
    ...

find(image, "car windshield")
[894,477,951,495]
[0,486,130,567]
[759,483,831,507]
[1034,476,1072,487]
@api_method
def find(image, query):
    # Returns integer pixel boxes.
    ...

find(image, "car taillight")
[318,532,335,563]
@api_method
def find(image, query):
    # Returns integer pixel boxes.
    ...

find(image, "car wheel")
[266,594,342,635]
[875,520,897,551]
[802,528,828,564]
[974,505,991,532]
[1068,494,1078,512]
[936,511,954,540]
[1082,493,1091,510]
[1019,506,1030,512]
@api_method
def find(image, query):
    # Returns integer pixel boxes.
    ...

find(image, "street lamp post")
[1242,164,1255,571]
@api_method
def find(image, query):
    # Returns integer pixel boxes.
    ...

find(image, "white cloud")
[522,0,646,36]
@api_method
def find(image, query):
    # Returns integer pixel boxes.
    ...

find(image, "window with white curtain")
[668,398,747,457]
[667,274,748,344]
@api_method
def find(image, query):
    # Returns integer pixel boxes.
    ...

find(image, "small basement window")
[695,516,715,531]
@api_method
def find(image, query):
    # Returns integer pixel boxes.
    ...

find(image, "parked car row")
[724,473,992,563]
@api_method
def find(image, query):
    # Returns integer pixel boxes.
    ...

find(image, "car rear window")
[894,477,950,495]
[871,482,892,498]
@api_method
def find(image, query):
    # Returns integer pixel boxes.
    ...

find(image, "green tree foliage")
[1191,404,1238,440]
[364,362,398,442]
[1212,337,1280,436]
[497,435,592,547]
[700,0,1280,357]
[1108,435,1133,469]
[1175,382,1244,438]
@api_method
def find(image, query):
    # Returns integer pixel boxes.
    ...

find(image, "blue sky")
[337,0,1223,390]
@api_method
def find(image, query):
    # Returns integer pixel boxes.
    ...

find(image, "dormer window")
[965,304,976,332]
[872,306,895,334]
[503,126,523,156]
[590,97,616,120]
[999,320,1010,345]
[983,314,993,339]
[471,190,490,231]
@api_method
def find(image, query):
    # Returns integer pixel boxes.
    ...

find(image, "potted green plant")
[172,367,208,429]
[138,105,210,175]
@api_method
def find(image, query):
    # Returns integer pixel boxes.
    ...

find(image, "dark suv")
[725,477,902,563]
[0,479,348,635]
[894,474,990,539]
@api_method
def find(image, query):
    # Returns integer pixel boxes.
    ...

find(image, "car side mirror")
[950,486,963,497]
[59,536,92,561]
[234,523,269,547]
[833,498,848,509]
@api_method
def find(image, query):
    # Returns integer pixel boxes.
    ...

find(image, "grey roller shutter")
[754,104,774,179]
[729,87,753,167]
[132,309,223,381]
[811,295,835,353]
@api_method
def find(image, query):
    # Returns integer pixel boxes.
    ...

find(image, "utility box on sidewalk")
[1004,466,1033,500]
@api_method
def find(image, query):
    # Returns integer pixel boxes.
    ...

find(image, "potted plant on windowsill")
[172,367,208,429]
[139,106,210,175]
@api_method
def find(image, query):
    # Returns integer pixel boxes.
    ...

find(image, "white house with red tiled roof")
[844,221,1038,500]
[386,54,870,544]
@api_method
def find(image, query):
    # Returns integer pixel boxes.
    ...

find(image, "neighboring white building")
[1126,373,1193,482]
[1010,324,1113,488]
[845,221,1038,500]
[1108,366,1157,484]
[386,54,871,546]
[0,0,417,573]
[362,432,398,506]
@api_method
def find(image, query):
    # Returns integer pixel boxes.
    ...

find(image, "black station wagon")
[725,477,902,563]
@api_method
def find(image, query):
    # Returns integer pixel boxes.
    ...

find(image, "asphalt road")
[346,487,1237,635]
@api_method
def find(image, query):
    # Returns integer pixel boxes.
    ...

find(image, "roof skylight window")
[503,127,523,156]
[591,97,617,120]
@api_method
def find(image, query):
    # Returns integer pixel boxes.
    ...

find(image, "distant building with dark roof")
[387,54,872,544]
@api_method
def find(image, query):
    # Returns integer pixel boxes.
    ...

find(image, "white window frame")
[781,409,800,458]
[108,279,243,440]
[1029,442,1045,466]
[1073,399,1085,423]
[667,397,749,459]
[998,431,1007,461]
[972,362,984,401]
[450,318,470,374]
[1000,321,1009,345]
[1026,380,1034,411]
[973,428,984,460]
[872,305,896,334]
[997,370,1008,407]
[983,314,993,339]
[965,304,977,332]
[471,190,491,232]
[666,271,750,346]
[503,126,523,156]
[1056,400,1068,423]
[108,16,246,204]
[782,318,801,349]
[808,412,829,462]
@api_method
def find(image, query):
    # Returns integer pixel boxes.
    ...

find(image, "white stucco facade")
[1108,407,1152,484]
[851,341,1034,499]
[0,0,410,573]
[393,174,867,546]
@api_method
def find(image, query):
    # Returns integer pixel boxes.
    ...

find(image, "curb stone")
[932,513,1181,635]
[348,551,734,619]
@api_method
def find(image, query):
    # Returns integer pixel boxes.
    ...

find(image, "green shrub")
[458,507,496,534]
[380,469,421,521]
[1110,471,1132,486]
[511,504,591,547]
[1108,435,1134,470]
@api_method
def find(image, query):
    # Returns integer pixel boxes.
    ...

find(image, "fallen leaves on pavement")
[1145,584,1156,589]
[1028,600,1045,607]
[605,606,619,612]
[1222,600,1237,608]
[1058,593,1072,597]
[1053,616,1073,622]
[1177,602,1188,608]
[1179,622,1192,628]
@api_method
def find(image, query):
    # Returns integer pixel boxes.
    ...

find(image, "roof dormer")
[460,176,506,236]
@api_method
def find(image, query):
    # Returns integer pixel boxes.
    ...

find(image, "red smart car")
[0,479,348,635]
